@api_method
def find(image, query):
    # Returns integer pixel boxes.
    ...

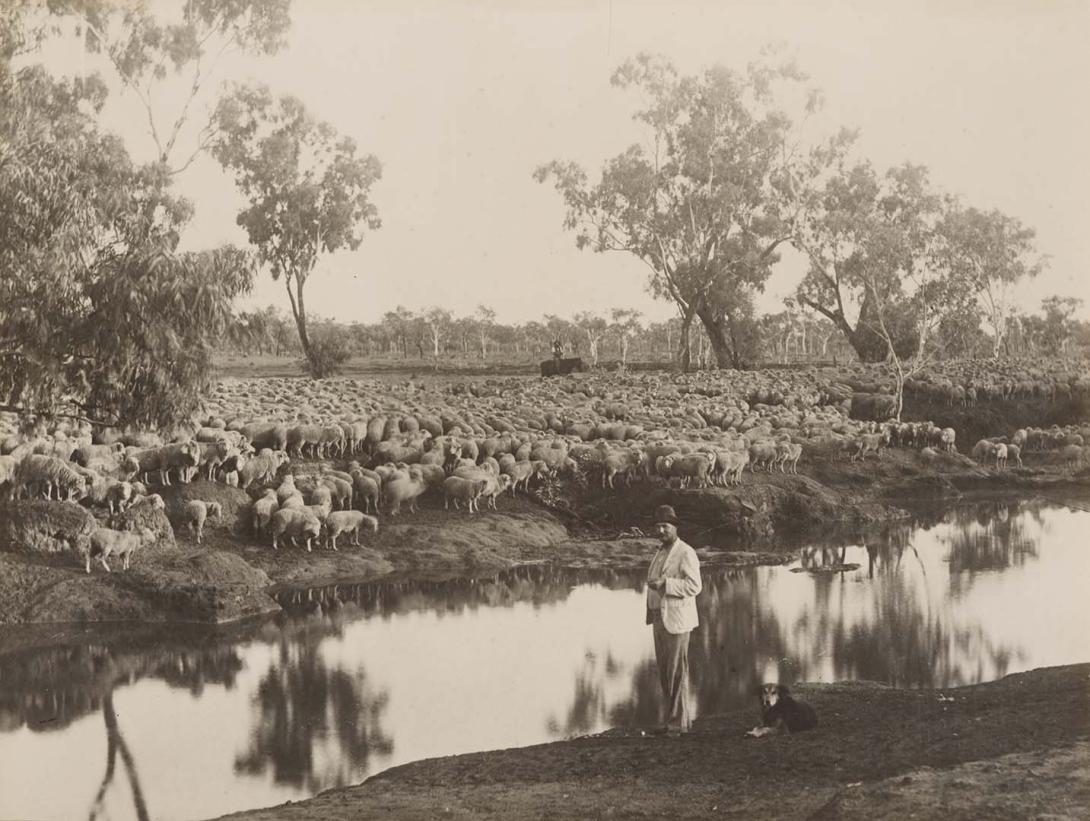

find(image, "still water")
[1,499,1087,821]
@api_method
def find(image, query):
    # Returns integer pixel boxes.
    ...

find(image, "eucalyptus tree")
[536,52,817,370]
[932,205,1044,358]
[212,84,382,374]
[609,308,643,369]
[1,24,252,429]
[572,311,609,367]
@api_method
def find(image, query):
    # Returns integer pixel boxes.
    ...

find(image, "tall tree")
[62,0,291,174]
[1,32,252,429]
[212,84,382,374]
[609,308,643,370]
[573,311,609,367]
[423,307,452,364]
[475,304,496,359]
[932,204,1045,358]
[794,160,939,364]
[536,52,817,370]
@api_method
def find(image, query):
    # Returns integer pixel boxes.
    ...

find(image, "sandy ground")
[214,664,1090,821]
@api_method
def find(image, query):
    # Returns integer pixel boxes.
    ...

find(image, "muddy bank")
[0,451,1086,625]
[213,663,1090,821]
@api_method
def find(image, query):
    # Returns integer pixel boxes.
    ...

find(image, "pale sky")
[32,0,1090,326]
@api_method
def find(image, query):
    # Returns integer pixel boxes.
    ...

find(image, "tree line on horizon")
[223,297,1090,371]
[1,1,1084,430]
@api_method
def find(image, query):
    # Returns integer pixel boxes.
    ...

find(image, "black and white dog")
[745,683,818,737]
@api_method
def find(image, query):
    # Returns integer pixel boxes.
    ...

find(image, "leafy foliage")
[536,51,815,369]
[211,83,382,370]
[304,325,353,378]
[0,15,253,429]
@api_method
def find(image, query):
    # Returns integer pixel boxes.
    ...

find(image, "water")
[1,498,1087,821]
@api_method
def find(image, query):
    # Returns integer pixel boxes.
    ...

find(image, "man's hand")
[648,578,666,592]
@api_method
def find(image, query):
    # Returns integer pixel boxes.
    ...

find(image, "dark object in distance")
[540,357,587,377]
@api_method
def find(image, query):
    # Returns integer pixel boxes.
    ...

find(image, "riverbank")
[0,450,1087,625]
[213,663,1090,821]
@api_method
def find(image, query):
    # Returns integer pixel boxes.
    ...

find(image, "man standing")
[645,504,702,736]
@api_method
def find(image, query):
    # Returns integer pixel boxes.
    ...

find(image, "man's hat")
[653,504,680,526]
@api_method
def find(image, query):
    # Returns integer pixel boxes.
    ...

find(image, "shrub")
[304,329,353,378]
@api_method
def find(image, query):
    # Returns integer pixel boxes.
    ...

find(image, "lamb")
[1006,443,1023,467]
[443,476,488,513]
[79,468,134,513]
[85,527,155,573]
[993,442,1008,469]
[323,510,379,550]
[269,508,322,551]
[182,500,223,544]
[238,448,289,489]
[251,489,279,535]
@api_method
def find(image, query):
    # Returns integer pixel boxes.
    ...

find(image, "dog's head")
[756,683,789,709]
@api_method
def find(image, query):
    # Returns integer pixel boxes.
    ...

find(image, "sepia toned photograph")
[1,1,1088,819]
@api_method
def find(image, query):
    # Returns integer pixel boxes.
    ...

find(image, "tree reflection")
[941,501,1040,596]
[234,634,393,792]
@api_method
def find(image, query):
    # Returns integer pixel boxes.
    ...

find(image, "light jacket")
[646,537,702,634]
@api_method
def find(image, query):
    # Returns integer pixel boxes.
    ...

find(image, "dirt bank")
[1,448,1087,625]
[213,663,1090,821]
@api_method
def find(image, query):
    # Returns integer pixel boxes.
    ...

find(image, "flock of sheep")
[1,358,1087,573]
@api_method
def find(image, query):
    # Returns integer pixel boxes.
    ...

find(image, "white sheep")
[443,476,487,513]
[269,508,322,551]
[13,454,88,500]
[85,527,155,573]
[251,489,279,536]
[183,500,223,544]
[238,448,289,489]
[323,510,379,549]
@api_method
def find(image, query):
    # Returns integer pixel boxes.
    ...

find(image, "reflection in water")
[0,499,1086,821]
[234,637,393,792]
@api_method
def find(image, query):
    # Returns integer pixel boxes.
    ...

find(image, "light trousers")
[652,615,692,732]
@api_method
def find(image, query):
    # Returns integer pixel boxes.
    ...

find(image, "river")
[1,497,1087,821]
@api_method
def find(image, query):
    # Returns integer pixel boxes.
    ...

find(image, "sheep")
[238,449,289,489]
[71,442,125,467]
[1007,443,1023,467]
[775,441,803,474]
[154,441,203,485]
[443,476,488,513]
[993,442,1008,470]
[13,454,88,500]
[662,452,715,486]
[251,489,279,535]
[939,427,957,453]
[182,500,222,544]
[319,475,353,510]
[192,440,233,482]
[453,467,511,510]
[276,474,299,505]
[351,471,381,514]
[714,449,749,486]
[384,472,428,515]
[0,454,17,499]
[747,442,778,472]
[85,527,155,573]
[323,510,379,550]
[79,468,134,513]
[269,508,322,551]
[851,430,889,462]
